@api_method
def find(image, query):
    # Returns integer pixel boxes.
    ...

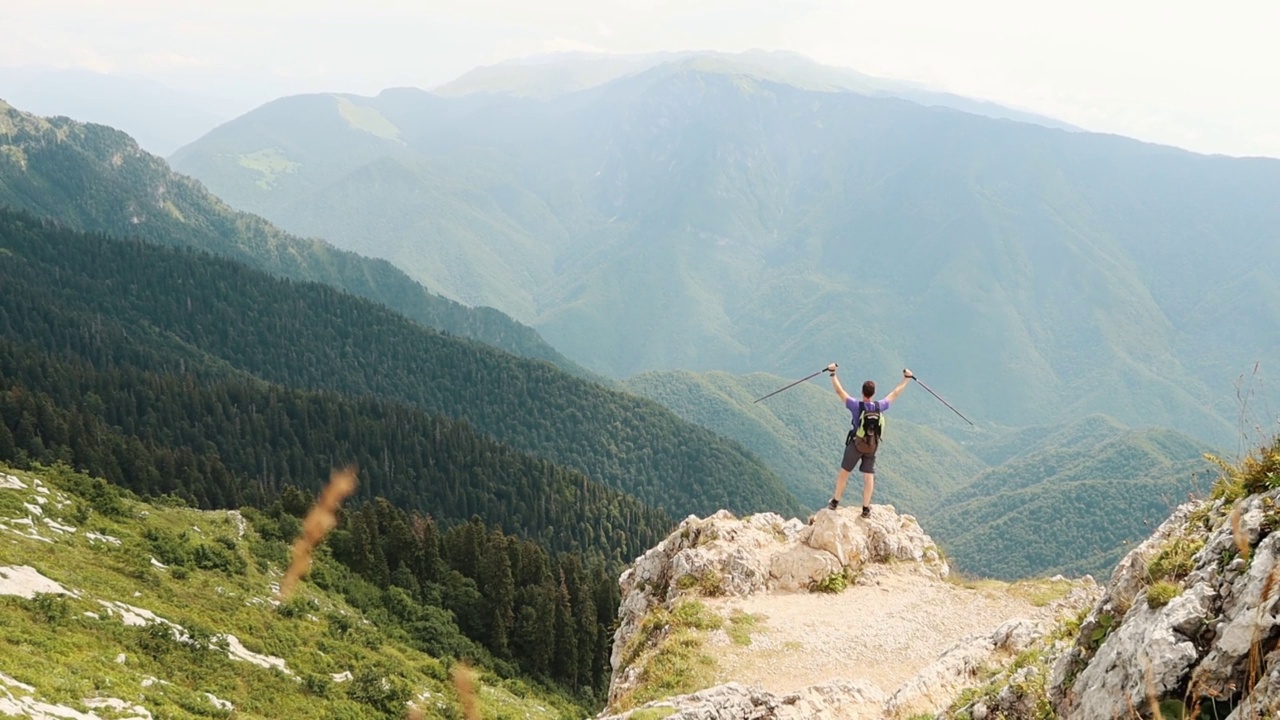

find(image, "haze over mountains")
[1,48,1272,584]
[433,50,1080,131]
[0,67,240,156]
[170,50,1280,449]
[4,23,1280,719]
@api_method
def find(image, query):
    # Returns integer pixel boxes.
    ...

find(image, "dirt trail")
[703,566,1065,697]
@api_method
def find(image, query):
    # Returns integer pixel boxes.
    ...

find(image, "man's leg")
[831,468,852,506]
[830,435,857,509]
[859,452,877,517]
[861,472,875,509]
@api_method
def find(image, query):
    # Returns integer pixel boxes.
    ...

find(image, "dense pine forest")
[0,338,670,561]
[0,209,801,519]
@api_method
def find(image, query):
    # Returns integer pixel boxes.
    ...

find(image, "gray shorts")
[840,431,877,474]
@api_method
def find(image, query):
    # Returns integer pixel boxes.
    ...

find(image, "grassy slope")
[0,463,582,720]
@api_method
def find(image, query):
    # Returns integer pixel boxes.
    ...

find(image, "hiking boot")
[860,506,871,519]
[827,498,839,511]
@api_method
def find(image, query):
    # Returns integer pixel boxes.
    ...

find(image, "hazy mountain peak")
[432,49,1076,131]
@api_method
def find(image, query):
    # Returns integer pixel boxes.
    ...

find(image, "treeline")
[0,209,801,518]
[301,498,621,695]
[0,338,669,562]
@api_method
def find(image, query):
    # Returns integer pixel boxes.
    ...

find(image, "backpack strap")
[853,401,867,426]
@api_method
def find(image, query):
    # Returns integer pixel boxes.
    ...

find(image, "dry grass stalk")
[279,466,358,601]
[1241,562,1280,719]
[451,662,480,720]
[1232,504,1252,562]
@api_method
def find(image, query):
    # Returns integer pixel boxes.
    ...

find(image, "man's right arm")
[827,363,850,402]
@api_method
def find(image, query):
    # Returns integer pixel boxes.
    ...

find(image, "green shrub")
[277,596,315,619]
[669,601,722,631]
[810,570,849,594]
[29,592,71,626]
[696,571,724,597]
[44,463,129,517]
[1147,535,1204,583]
[347,665,412,716]
[1208,437,1280,501]
[192,541,247,575]
[1146,581,1180,609]
[302,672,332,698]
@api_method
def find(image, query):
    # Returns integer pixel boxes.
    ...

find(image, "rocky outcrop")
[1047,489,1280,720]
[936,484,1280,720]
[598,681,888,720]
[597,504,1112,719]
[607,506,948,709]
[884,618,1047,717]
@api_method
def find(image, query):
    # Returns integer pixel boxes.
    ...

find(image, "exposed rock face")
[1045,490,1280,720]
[934,486,1280,720]
[608,507,948,708]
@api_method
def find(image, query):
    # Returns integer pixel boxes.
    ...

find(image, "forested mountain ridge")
[925,416,1217,579]
[171,66,1280,448]
[0,209,802,520]
[0,98,595,380]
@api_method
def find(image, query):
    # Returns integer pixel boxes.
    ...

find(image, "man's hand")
[829,364,848,401]
[903,368,914,379]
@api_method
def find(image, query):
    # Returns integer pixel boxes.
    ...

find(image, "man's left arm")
[884,368,914,405]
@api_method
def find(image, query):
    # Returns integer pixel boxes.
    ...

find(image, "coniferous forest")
[0,209,800,520]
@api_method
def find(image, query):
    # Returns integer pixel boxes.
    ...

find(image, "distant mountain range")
[169,54,1280,448]
[3,47,1266,585]
[928,416,1218,580]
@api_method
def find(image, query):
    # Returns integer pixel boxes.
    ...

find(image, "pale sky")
[4,0,1279,158]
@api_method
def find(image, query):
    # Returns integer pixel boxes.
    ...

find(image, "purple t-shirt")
[845,397,890,426]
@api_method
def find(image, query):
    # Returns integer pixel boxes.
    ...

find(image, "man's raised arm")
[885,368,915,404]
[827,363,849,402]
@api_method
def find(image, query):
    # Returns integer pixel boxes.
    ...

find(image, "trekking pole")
[753,364,836,404]
[908,371,975,426]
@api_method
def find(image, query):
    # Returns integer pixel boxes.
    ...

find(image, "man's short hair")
[862,380,876,398]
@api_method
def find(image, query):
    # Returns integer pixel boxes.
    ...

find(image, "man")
[825,364,913,518]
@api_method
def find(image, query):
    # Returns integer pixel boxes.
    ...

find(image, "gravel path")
[703,566,1062,697]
